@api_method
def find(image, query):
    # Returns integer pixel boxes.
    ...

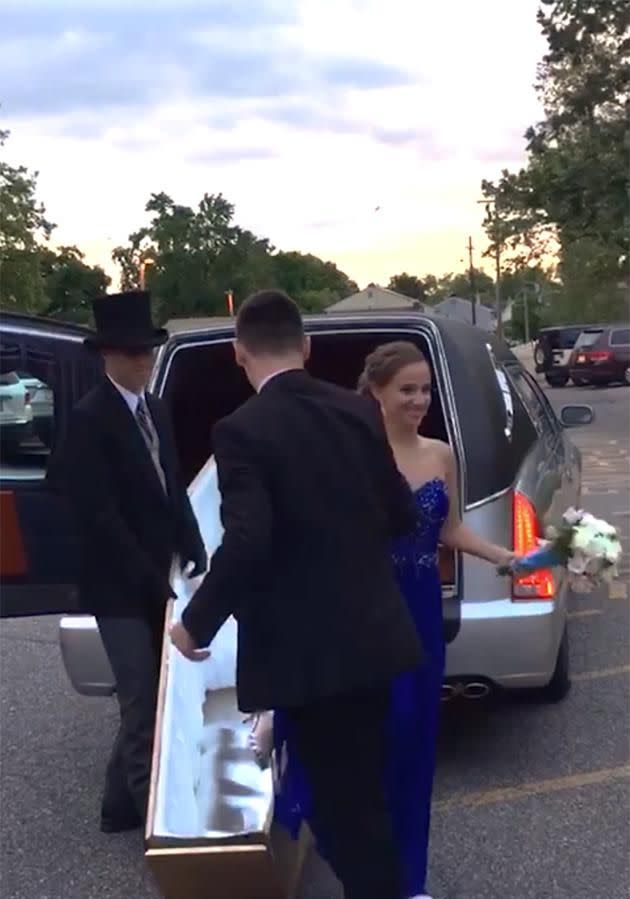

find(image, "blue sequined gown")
[274,478,449,898]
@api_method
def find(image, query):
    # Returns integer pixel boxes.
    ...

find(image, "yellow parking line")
[609,582,629,600]
[435,765,630,812]
[573,664,630,682]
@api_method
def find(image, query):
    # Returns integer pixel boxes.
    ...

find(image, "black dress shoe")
[100,811,143,834]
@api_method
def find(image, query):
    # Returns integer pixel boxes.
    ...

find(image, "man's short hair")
[235,289,305,355]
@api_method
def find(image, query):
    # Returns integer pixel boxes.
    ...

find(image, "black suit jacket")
[49,379,205,618]
[182,370,423,712]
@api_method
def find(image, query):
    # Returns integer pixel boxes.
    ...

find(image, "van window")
[542,328,581,350]
[556,328,581,349]
[505,365,552,437]
[610,328,630,346]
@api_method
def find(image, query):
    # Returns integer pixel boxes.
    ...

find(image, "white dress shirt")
[108,375,144,415]
[257,368,299,393]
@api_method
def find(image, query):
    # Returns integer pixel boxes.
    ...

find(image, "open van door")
[0,313,101,617]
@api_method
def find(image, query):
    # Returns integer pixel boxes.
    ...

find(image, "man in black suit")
[50,291,206,833]
[171,290,422,899]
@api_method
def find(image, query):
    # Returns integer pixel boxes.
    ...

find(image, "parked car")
[534,324,600,387]
[0,370,33,454]
[17,373,54,448]
[0,310,594,703]
[569,323,630,386]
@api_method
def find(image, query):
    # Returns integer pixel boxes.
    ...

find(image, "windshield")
[574,330,604,349]
[543,328,581,350]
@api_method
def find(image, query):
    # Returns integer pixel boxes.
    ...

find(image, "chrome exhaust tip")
[441,684,458,702]
[462,681,491,700]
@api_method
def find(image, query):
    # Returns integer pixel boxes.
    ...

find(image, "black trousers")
[286,685,402,899]
[96,607,164,822]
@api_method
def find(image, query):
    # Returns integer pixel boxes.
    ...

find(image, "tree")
[0,128,56,313]
[387,273,425,301]
[112,192,253,320]
[40,245,110,323]
[414,270,497,306]
[552,237,629,322]
[271,251,357,308]
[436,270,495,304]
[112,193,358,320]
[481,0,629,314]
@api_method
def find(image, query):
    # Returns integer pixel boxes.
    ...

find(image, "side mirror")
[560,404,594,428]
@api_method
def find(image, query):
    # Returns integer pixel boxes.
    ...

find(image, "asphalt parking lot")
[1,382,628,899]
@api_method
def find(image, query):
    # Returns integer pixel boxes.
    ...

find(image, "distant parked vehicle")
[0,371,33,453]
[17,373,54,448]
[534,324,600,387]
[569,324,630,386]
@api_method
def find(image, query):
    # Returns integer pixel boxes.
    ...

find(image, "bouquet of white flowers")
[500,507,622,593]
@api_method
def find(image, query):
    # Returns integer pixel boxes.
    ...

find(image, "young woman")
[267,341,515,899]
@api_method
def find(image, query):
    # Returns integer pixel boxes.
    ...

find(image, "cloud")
[0,2,294,41]
[250,101,438,155]
[317,58,412,91]
[0,2,412,127]
[187,146,277,165]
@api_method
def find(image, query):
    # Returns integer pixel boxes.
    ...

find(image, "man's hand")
[182,551,208,579]
[169,621,211,662]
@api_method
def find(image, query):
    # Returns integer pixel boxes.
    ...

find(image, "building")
[325,285,425,313]
[432,295,496,331]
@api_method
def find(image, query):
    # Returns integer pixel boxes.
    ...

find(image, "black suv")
[534,324,603,387]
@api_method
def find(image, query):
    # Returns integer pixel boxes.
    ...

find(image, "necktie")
[136,396,155,448]
[136,397,167,492]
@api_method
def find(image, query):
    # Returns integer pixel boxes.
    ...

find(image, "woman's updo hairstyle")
[357,341,427,397]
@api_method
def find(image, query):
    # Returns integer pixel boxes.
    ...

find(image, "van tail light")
[587,351,611,362]
[512,491,555,601]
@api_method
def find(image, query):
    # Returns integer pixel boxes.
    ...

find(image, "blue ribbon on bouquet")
[500,545,566,576]
[514,545,566,572]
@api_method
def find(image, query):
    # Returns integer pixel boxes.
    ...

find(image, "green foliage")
[271,251,357,307]
[1,129,108,321]
[40,245,110,323]
[0,128,55,313]
[481,0,630,321]
[434,270,495,305]
[112,193,358,321]
[387,272,425,300]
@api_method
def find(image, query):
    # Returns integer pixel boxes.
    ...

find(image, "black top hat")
[84,290,168,350]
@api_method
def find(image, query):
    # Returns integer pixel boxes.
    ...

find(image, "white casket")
[145,461,310,899]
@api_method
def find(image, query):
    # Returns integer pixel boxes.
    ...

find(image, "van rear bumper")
[61,593,567,698]
[59,615,114,696]
[446,596,565,690]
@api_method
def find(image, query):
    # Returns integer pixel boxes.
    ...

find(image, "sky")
[1,0,546,290]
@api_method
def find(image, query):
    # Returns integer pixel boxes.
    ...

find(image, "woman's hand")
[494,547,517,569]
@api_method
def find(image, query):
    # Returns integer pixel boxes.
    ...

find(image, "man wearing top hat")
[50,290,206,833]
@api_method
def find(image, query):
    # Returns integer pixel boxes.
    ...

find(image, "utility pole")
[494,238,502,340]
[467,235,477,326]
[521,289,530,344]
[477,198,503,339]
